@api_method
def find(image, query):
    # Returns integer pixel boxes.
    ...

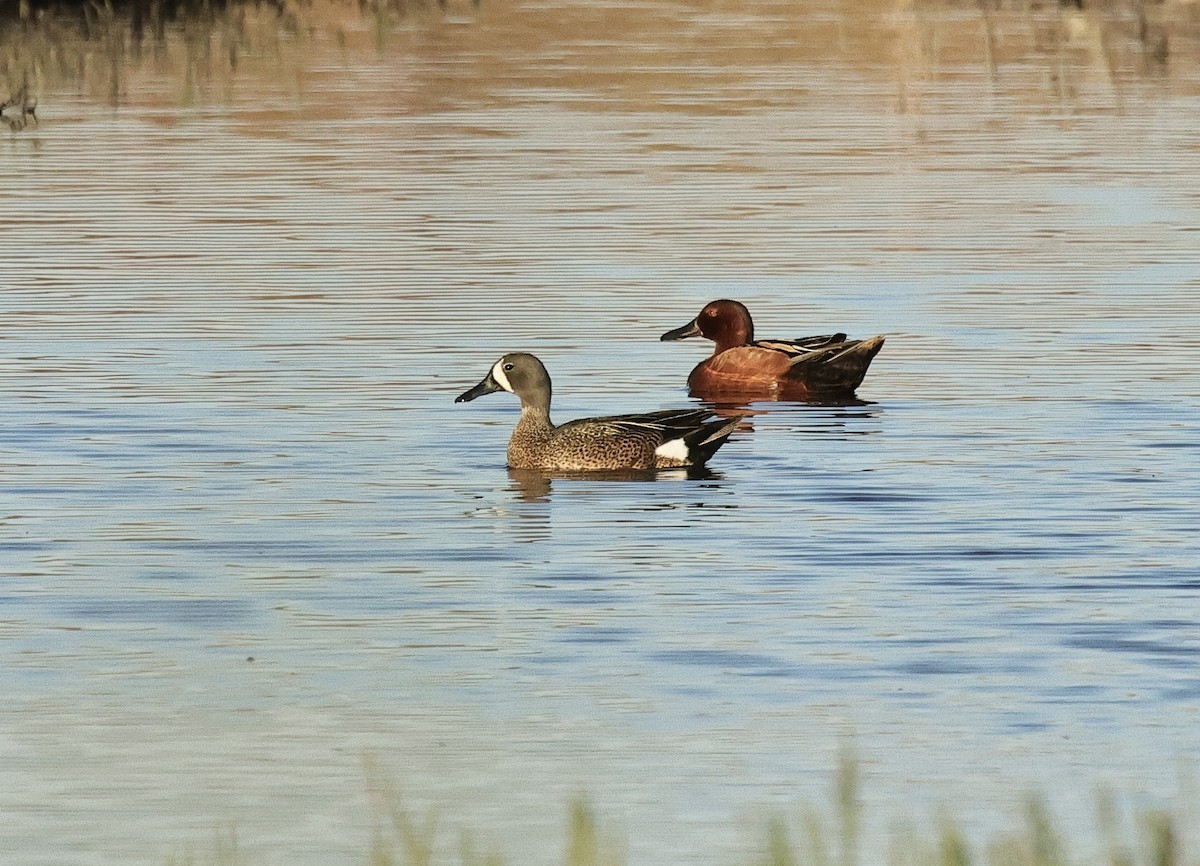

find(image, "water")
[2,1,1200,863]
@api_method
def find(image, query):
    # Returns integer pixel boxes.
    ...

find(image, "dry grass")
[168,756,1197,866]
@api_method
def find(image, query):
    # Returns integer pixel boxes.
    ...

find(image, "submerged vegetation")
[170,758,1198,866]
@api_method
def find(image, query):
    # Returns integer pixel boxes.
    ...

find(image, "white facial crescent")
[491,359,514,393]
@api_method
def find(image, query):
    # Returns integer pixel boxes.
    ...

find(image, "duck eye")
[503,363,514,371]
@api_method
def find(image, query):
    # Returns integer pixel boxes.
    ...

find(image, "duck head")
[455,352,552,410]
[660,299,754,352]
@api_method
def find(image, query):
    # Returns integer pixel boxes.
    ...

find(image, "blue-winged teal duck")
[661,299,885,400]
[455,353,742,471]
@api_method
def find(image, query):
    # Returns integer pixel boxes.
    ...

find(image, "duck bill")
[660,318,702,342]
[455,371,502,403]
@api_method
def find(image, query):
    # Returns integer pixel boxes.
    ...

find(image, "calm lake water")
[2,0,1200,863]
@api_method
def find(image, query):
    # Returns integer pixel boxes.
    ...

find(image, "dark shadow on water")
[507,465,724,502]
[694,397,882,440]
[698,394,875,417]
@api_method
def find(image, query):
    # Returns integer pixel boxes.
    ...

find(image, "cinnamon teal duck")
[455,353,742,471]
[660,299,885,400]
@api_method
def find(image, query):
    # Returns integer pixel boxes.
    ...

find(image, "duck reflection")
[695,397,882,440]
[507,465,724,502]
[698,395,875,420]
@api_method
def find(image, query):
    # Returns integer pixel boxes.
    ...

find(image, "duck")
[455,353,742,471]
[660,299,885,399]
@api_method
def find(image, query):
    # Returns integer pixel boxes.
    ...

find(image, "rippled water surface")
[3,0,1200,863]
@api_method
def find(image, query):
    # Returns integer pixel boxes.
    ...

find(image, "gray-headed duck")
[456,353,743,471]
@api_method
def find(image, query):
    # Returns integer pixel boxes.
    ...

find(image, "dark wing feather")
[578,408,712,441]
[754,334,848,357]
[782,335,886,392]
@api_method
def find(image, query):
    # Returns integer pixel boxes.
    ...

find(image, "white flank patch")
[490,360,514,392]
[654,438,690,463]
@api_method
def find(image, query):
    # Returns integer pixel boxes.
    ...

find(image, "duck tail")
[787,334,885,393]
[684,415,744,465]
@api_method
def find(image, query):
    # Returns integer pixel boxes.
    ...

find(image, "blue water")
[2,2,1200,864]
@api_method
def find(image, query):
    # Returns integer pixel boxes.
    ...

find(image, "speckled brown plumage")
[456,353,742,471]
[661,299,885,400]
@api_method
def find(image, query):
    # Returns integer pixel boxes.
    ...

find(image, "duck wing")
[567,408,713,441]
[753,333,849,356]
[782,334,886,393]
[556,408,741,468]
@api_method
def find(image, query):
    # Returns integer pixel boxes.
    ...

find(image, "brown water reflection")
[5,0,1200,119]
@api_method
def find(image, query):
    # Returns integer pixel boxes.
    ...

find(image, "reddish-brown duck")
[661,299,884,400]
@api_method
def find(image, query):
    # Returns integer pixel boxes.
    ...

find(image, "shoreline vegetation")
[167,758,1198,866]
